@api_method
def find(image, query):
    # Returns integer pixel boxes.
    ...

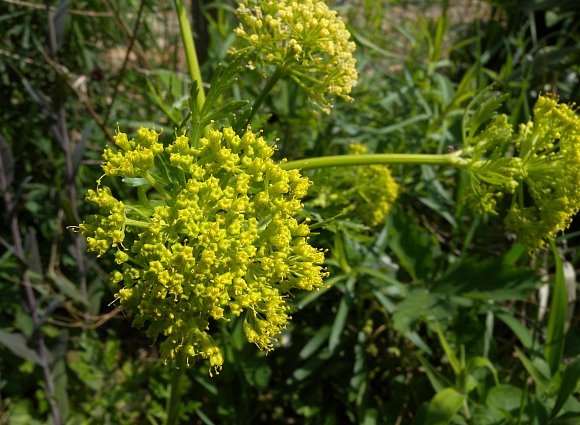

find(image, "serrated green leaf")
[463,86,507,142]
[205,100,249,123]
[434,323,461,376]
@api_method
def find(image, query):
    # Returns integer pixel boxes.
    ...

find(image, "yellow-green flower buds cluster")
[232,0,358,112]
[505,96,580,250]
[80,186,126,257]
[462,95,580,251]
[310,143,399,227]
[103,127,164,177]
[81,126,325,372]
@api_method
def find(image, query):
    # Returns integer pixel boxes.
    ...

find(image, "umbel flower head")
[309,143,399,227]
[80,125,325,372]
[462,95,580,251]
[231,0,358,112]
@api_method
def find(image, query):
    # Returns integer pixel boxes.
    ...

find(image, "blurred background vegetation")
[0,0,579,423]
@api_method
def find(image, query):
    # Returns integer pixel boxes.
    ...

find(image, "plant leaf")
[328,278,353,352]
[0,330,42,365]
[515,348,550,391]
[485,384,523,415]
[393,289,455,334]
[424,387,466,425]
[462,85,507,142]
[496,311,534,349]
[299,325,331,360]
[545,242,568,375]
[551,356,580,419]
[434,323,461,376]
[433,257,538,301]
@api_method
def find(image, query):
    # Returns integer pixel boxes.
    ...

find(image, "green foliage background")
[1,0,579,424]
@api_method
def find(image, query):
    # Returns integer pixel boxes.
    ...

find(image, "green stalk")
[244,64,286,128]
[163,6,204,424]
[165,358,188,425]
[281,152,468,171]
[174,0,206,110]
[124,218,149,228]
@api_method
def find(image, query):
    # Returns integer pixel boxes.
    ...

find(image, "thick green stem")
[281,152,468,171]
[174,0,206,110]
[165,358,187,425]
[244,65,286,128]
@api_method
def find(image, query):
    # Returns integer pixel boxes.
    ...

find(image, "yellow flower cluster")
[463,95,580,251]
[103,127,164,177]
[80,186,126,257]
[81,125,325,372]
[232,0,358,112]
[310,143,399,227]
[505,96,580,250]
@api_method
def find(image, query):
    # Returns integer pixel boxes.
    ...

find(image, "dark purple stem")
[3,188,62,425]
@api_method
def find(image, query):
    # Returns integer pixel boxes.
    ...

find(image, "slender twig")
[102,0,150,68]
[48,307,121,329]
[103,0,147,125]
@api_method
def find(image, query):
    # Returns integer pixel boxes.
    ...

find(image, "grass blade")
[545,242,568,374]
[551,356,580,419]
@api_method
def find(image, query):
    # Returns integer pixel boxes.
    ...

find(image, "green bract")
[80,125,325,372]
[462,95,580,251]
[232,0,358,112]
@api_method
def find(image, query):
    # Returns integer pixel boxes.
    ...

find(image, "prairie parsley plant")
[80,125,325,372]
[462,95,580,251]
[231,0,358,112]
